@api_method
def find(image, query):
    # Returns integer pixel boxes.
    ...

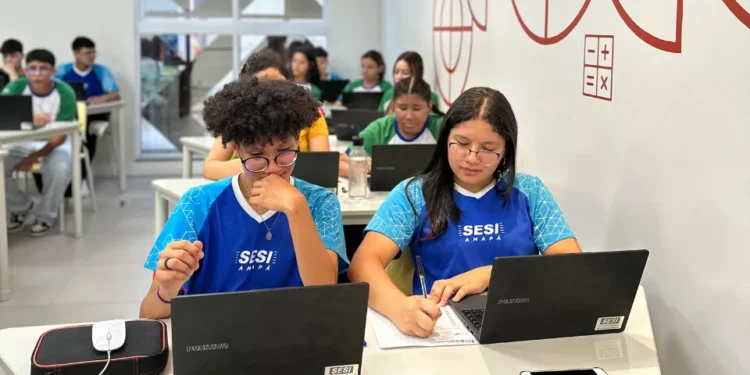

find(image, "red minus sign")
[586,75,595,79]
[587,49,596,53]
[586,83,594,86]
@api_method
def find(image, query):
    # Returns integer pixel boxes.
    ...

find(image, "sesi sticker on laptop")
[324,364,359,375]
[595,316,625,331]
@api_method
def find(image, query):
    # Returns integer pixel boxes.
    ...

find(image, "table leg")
[155,192,169,238]
[0,152,10,301]
[118,107,127,192]
[182,145,192,178]
[72,130,83,238]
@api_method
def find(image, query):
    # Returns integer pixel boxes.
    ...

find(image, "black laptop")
[450,250,649,344]
[64,81,86,101]
[0,95,33,130]
[291,151,340,192]
[331,109,383,141]
[318,79,350,103]
[342,92,384,110]
[172,283,369,375]
[370,144,435,191]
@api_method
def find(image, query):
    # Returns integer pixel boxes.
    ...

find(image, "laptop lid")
[291,151,340,190]
[370,144,435,191]
[172,283,369,375]
[64,81,86,101]
[318,79,350,103]
[332,109,384,141]
[342,92,384,110]
[0,95,32,130]
[479,250,649,344]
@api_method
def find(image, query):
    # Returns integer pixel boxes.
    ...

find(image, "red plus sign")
[601,44,610,61]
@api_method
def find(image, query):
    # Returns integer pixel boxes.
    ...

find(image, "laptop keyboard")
[461,309,484,330]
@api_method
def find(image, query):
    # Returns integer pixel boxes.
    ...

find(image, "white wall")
[327,0,383,81]
[383,1,750,374]
[0,0,137,177]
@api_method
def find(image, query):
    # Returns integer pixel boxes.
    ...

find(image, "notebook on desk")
[0,95,33,130]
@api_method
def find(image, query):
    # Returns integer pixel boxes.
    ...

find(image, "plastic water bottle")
[348,136,368,200]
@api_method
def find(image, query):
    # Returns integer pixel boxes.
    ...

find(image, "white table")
[88,100,127,192]
[0,286,661,374]
[151,177,386,236]
[179,135,352,178]
[0,122,82,302]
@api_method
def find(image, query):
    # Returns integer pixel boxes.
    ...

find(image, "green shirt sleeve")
[358,114,395,156]
[426,113,444,138]
[55,81,78,122]
[378,88,393,112]
[0,77,29,95]
[311,84,322,101]
[342,80,360,93]
[379,81,393,92]
[431,92,440,107]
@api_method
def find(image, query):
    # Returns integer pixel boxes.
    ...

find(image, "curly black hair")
[203,78,320,147]
[240,49,289,79]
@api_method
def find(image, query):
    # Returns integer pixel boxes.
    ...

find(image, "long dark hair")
[393,51,424,81]
[392,77,431,104]
[406,87,518,240]
[362,50,386,81]
[293,47,321,85]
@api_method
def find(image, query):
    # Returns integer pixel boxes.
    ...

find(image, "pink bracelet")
[156,287,172,304]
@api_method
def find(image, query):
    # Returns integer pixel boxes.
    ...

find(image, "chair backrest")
[385,247,415,296]
[75,101,87,135]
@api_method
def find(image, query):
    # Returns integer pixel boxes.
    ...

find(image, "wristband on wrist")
[156,286,173,304]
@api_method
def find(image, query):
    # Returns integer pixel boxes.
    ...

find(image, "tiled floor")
[0,177,161,330]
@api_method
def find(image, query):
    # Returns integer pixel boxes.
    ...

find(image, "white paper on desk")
[368,306,477,349]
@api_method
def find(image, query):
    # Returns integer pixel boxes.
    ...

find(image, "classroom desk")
[87,100,127,192]
[0,122,82,302]
[0,286,660,375]
[151,177,386,236]
[179,135,352,178]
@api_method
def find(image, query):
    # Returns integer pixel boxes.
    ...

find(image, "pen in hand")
[416,255,428,299]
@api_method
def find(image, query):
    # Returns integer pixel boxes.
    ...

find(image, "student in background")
[56,36,120,105]
[140,79,348,319]
[340,50,392,96]
[203,49,330,181]
[378,51,440,113]
[314,47,341,81]
[348,87,581,337]
[291,47,323,101]
[0,39,25,88]
[338,78,442,177]
[1,49,77,236]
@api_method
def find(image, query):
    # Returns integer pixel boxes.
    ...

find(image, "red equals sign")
[585,74,596,86]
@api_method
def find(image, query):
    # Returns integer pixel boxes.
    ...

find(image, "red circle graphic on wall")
[433,0,488,106]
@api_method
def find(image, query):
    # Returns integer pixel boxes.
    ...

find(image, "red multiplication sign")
[582,35,614,101]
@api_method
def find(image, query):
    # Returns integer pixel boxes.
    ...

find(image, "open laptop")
[332,109,383,141]
[342,92,383,110]
[318,79,350,103]
[370,144,435,191]
[291,151,340,193]
[64,81,86,101]
[172,283,369,375]
[0,95,33,130]
[450,250,649,344]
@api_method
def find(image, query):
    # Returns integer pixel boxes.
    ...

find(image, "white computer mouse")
[92,320,127,352]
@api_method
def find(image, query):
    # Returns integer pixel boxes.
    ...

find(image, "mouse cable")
[98,333,112,375]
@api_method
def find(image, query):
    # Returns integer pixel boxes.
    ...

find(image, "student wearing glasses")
[348,87,581,337]
[202,49,331,181]
[0,49,77,236]
[140,78,348,319]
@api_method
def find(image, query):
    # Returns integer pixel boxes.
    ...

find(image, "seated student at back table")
[0,38,25,88]
[1,49,77,236]
[55,36,121,161]
[203,49,330,180]
[338,78,442,177]
[291,47,323,101]
[140,79,348,319]
[378,51,440,113]
[348,87,582,338]
[313,47,341,81]
[334,50,391,105]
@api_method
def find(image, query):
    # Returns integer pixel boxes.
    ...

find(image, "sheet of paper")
[368,306,478,349]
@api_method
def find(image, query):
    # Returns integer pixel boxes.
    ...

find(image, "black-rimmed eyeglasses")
[239,150,299,173]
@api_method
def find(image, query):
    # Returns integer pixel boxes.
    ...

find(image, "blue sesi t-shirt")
[55,63,119,99]
[144,176,348,295]
[366,173,575,295]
